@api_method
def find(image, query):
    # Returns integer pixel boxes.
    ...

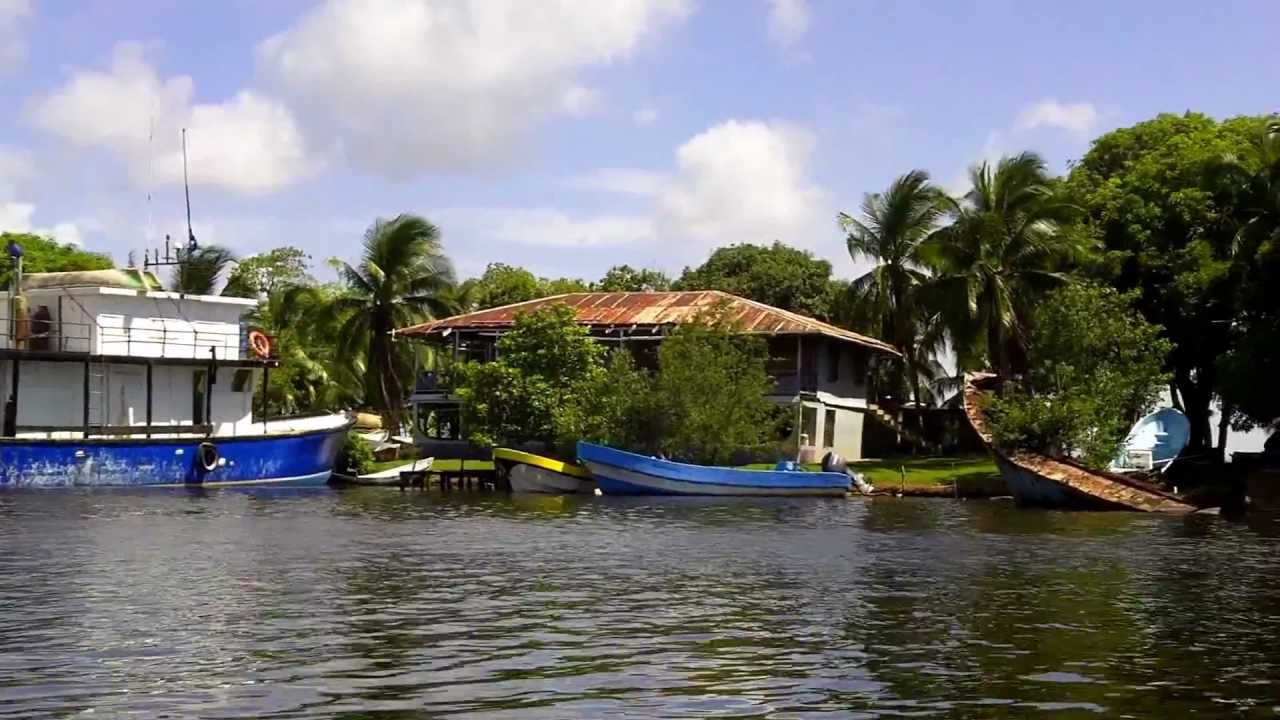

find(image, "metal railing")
[0,311,277,360]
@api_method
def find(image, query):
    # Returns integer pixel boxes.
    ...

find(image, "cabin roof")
[396,290,900,356]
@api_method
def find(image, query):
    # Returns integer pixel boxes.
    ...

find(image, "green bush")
[985,282,1172,469]
[336,433,376,475]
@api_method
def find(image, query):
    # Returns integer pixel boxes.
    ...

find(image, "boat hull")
[493,447,594,494]
[963,375,1196,513]
[578,442,850,497]
[0,422,349,488]
[508,463,594,494]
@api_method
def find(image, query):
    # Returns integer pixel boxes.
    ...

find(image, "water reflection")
[0,490,1278,717]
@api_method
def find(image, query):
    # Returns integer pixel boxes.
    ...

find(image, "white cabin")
[0,270,267,439]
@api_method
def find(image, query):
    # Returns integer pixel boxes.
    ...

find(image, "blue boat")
[0,266,353,488]
[577,441,851,496]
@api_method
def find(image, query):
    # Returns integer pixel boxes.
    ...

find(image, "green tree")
[248,284,362,415]
[986,282,1173,469]
[840,170,948,407]
[171,245,236,295]
[0,232,113,287]
[470,263,543,309]
[1066,112,1265,452]
[555,351,657,455]
[539,276,591,295]
[597,264,672,291]
[651,304,775,464]
[330,214,455,424]
[924,152,1086,376]
[222,247,313,298]
[675,241,838,318]
[454,304,604,450]
[1217,115,1280,432]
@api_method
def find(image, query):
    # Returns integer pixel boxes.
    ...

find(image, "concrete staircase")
[865,402,935,452]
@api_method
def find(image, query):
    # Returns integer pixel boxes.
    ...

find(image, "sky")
[1,0,1278,283]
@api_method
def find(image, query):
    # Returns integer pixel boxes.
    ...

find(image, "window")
[193,370,207,425]
[800,405,818,446]
[823,408,837,448]
[231,369,253,392]
[827,342,840,382]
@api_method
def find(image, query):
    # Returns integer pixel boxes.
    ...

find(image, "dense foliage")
[596,264,671,292]
[329,215,455,425]
[985,283,1172,469]
[453,305,604,450]
[0,232,112,287]
[171,245,236,295]
[674,241,840,319]
[222,247,313,298]
[1066,112,1266,451]
[454,302,777,464]
[648,305,776,464]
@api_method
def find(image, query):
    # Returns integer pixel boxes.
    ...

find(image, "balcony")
[770,370,818,397]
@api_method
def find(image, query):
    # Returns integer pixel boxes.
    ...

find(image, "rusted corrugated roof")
[397,290,900,356]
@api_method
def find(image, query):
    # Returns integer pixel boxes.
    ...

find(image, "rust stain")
[398,290,900,356]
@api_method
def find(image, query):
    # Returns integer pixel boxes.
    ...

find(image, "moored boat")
[493,447,594,494]
[577,441,850,496]
[0,265,352,488]
[962,374,1196,512]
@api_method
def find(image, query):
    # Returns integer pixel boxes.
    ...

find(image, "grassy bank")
[854,455,1005,497]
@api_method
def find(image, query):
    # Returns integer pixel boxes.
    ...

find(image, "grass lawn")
[854,455,1005,496]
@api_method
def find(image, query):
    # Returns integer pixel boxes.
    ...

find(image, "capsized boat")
[1110,408,1191,473]
[577,441,851,496]
[963,374,1196,512]
[493,447,594,494]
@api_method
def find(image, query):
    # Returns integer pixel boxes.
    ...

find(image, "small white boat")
[493,448,594,494]
[333,457,433,486]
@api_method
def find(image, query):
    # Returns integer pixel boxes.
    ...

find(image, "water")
[1,490,1278,718]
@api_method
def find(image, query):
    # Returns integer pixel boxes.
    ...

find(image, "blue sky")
[2,0,1277,283]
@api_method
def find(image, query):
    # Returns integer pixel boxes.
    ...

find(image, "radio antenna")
[182,128,196,252]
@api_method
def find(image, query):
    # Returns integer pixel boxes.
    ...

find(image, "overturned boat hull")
[963,375,1196,513]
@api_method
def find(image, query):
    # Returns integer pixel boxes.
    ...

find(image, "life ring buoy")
[248,330,272,358]
[198,442,219,472]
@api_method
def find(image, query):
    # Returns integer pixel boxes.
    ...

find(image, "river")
[0,489,1277,718]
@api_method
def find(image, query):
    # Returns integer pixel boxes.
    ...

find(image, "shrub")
[337,433,376,475]
[985,282,1172,469]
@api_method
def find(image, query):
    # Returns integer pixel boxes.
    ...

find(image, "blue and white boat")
[0,266,351,488]
[577,441,851,496]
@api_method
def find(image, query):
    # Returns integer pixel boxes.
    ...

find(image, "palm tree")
[329,214,455,425]
[840,169,947,407]
[172,245,236,295]
[921,152,1086,377]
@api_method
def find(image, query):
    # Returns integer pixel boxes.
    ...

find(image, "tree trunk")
[1175,371,1213,453]
[1168,382,1183,411]
[1216,402,1233,463]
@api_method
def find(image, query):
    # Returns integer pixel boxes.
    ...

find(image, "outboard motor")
[821,451,875,495]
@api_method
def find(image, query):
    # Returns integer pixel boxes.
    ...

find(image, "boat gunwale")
[0,415,355,446]
[493,447,592,479]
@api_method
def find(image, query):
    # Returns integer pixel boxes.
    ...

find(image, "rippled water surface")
[2,489,1279,718]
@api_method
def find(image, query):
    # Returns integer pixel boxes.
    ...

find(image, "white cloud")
[436,207,654,249]
[257,0,691,176]
[656,119,829,249]
[570,168,665,197]
[766,0,810,49]
[1015,99,1099,138]
[0,0,30,75]
[560,84,604,116]
[27,43,314,195]
[633,105,660,126]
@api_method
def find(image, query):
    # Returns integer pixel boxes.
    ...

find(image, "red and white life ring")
[248,330,272,359]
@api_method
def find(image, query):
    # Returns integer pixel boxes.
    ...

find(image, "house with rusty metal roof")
[395,290,900,461]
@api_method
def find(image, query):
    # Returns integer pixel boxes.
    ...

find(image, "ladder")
[86,363,108,431]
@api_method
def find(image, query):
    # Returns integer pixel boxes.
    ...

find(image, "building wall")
[798,399,865,461]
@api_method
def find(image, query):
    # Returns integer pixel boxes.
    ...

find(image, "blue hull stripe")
[0,425,348,488]
[577,442,850,497]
